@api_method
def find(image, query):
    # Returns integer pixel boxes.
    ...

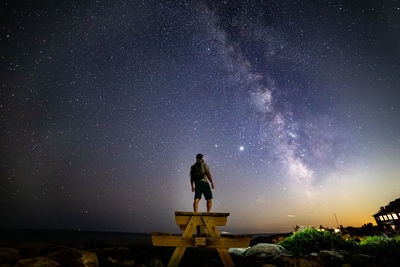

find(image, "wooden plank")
[202,216,221,238]
[152,235,251,248]
[176,215,227,228]
[166,216,200,267]
[217,248,234,267]
[167,247,186,267]
[175,211,230,217]
[152,236,194,247]
[209,236,251,248]
[203,217,235,267]
[195,237,206,247]
[154,212,241,267]
[181,216,201,237]
[167,215,201,267]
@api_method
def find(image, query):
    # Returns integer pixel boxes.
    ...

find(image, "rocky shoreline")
[1,230,398,266]
[1,241,397,267]
[229,243,394,267]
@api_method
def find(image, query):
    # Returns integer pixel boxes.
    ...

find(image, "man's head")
[196,153,203,162]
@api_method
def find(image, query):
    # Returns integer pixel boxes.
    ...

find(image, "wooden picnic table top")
[175,211,230,217]
[150,232,252,238]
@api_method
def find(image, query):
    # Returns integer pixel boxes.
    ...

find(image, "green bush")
[358,235,400,257]
[279,227,400,258]
[279,227,355,255]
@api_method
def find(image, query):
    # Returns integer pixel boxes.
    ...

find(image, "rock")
[277,256,325,267]
[0,247,22,264]
[338,250,350,257]
[318,250,345,262]
[80,250,98,267]
[48,248,98,267]
[245,243,285,259]
[106,256,118,264]
[15,256,60,267]
[105,257,135,266]
[12,243,66,258]
[90,246,131,258]
[91,247,134,266]
[351,253,378,267]
[228,248,247,256]
[279,256,298,267]
[298,257,324,267]
[305,252,325,267]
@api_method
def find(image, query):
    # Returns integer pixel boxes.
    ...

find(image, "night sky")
[1,0,400,233]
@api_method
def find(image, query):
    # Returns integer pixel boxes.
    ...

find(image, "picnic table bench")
[151,211,251,267]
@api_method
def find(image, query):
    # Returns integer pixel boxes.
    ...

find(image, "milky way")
[1,1,400,233]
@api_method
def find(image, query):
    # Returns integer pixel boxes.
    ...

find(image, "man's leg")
[193,198,200,212]
[207,199,212,213]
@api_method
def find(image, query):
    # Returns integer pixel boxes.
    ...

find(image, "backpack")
[190,162,205,181]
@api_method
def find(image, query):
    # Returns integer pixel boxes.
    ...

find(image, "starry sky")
[1,0,400,234]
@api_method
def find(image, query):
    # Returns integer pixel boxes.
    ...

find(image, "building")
[373,198,400,233]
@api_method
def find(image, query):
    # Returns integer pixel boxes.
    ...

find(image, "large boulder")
[0,247,22,264]
[48,248,98,267]
[228,248,247,256]
[245,243,285,259]
[15,256,60,267]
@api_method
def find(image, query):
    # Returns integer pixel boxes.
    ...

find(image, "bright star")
[239,146,244,151]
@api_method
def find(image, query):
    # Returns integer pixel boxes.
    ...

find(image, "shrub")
[358,235,400,257]
[279,227,355,255]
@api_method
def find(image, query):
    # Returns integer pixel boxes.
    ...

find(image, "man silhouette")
[190,153,214,212]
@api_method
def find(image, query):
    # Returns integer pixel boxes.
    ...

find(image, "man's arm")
[190,178,195,192]
[206,170,214,189]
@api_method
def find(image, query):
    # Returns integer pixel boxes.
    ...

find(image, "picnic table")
[151,211,251,267]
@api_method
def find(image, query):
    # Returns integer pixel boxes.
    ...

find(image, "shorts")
[194,181,213,200]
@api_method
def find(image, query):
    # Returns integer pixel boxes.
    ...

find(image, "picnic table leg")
[202,216,221,238]
[202,216,235,267]
[167,247,186,267]
[217,248,234,267]
[167,216,201,267]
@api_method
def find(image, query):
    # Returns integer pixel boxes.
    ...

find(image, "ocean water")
[0,229,152,246]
